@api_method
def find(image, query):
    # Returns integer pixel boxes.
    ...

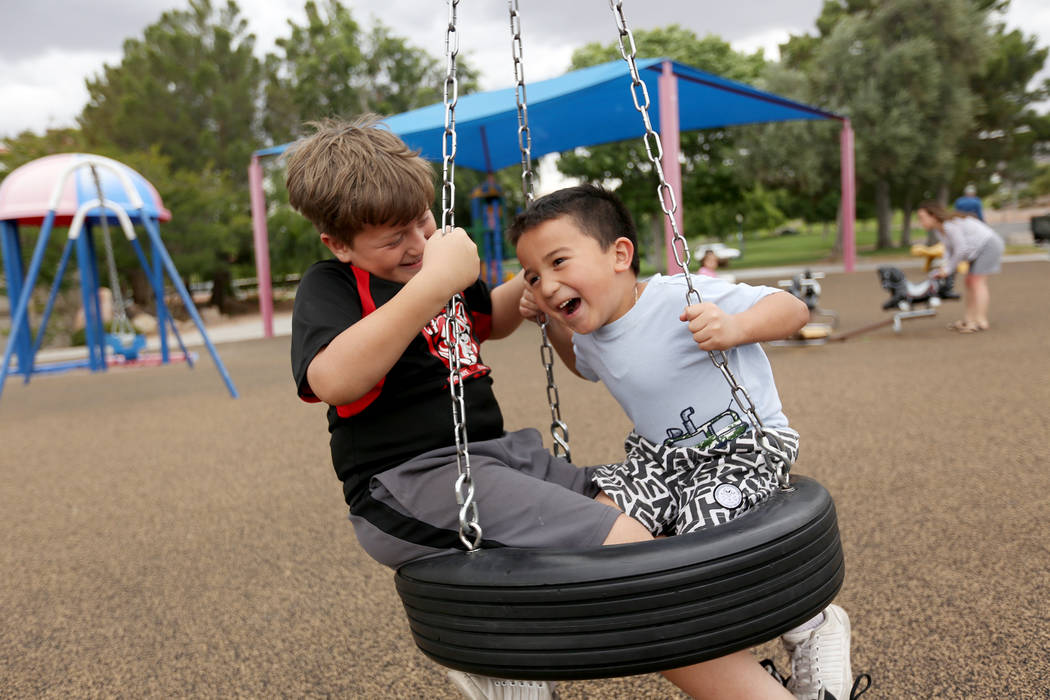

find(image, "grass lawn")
[716,220,914,270]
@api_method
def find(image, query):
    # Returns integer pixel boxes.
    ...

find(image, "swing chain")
[608,0,792,487]
[539,321,572,460]
[442,0,482,549]
[508,0,571,461]
[88,164,135,339]
[441,0,459,232]
[509,0,535,202]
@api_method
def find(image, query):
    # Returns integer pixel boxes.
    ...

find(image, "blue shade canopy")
[256,58,842,172]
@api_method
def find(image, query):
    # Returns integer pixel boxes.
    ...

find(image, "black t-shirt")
[291,259,504,506]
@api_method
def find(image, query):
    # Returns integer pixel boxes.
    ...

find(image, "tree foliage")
[79,0,261,183]
[768,0,994,247]
[954,22,1050,198]
[72,0,262,310]
[263,0,461,144]
[259,0,486,278]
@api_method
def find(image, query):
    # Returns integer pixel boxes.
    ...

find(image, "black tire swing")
[395,0,844,681]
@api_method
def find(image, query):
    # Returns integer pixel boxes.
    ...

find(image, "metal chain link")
[441,0,482,549]
[508,0,571,461]
[608,0,793,487]
[509,0,535,203]
[538,321,571,459]
[89,165,135,339]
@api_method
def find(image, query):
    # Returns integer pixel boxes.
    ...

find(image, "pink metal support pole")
[249,155,274,338]
[658,61,685,274]
[839,119,856,273]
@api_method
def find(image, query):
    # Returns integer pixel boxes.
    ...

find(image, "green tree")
[262,0,491,271]
[263,0,475,144]
[798,0,991,248]
[736,60,845,248]
[80,0,261,183]
[954,23,1050,202]
[77,0,263,311]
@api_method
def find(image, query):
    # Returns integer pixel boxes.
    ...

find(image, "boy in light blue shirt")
[511,184,857,700]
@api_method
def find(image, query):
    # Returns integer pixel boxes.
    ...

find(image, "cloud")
[0,48,118,136]
[0,0,176,60]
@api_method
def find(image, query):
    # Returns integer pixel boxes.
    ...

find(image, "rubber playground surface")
[2,259,1048,699]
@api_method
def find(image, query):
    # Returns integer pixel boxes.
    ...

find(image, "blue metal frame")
[1,189,238,400]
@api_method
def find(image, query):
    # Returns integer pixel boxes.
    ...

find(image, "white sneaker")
[447,670,558,700]
[781,604,852,700]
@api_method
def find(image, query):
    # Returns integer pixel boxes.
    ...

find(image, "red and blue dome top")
[0,153,171,227]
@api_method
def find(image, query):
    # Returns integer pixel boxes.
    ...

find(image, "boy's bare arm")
[681,290,809,351]
[306,229,480,406]
[488,271,527,339]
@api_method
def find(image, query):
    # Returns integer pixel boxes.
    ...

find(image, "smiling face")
[515,215,637,334]
[322,209,436,283]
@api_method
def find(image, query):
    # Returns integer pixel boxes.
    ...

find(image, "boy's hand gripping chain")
[608,0,792,488]
[441,0,482,550]
[509,0,571,461]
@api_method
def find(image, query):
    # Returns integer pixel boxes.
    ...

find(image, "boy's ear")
[612,236,635,272]
[320,232,354,264]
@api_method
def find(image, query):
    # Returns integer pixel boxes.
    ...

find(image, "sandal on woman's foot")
[956,323,985,333]
[947,320,971,331]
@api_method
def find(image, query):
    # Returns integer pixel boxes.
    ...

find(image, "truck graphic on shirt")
[663,404,747,449]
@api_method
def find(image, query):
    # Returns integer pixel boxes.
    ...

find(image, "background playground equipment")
[468,179,509,286]
[826,265,960,342]
[910,241,969,274]
[768,270,839,346]
[0,153,238,402]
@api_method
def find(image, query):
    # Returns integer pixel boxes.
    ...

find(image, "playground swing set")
[0,153,238,402]
[391,0,849,684]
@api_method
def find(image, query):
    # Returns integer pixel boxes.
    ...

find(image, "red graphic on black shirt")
[423,303,490,383]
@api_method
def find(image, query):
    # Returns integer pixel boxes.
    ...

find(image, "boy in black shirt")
[287,116,798,700]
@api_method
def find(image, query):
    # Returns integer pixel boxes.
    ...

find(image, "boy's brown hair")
[507,184,640,274]
[284,115,435,244]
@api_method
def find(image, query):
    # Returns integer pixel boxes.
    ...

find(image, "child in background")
[698,248,720,277]
[511,184,856,700]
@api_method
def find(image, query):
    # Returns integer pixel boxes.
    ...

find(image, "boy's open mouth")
[558,297,581,316]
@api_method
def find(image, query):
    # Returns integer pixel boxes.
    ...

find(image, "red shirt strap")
[335,266,385,417]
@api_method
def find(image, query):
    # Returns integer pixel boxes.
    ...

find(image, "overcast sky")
[2,0,1049,140]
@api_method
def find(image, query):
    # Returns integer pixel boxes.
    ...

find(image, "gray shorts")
[969,235,1005,275]
[348,428,621,569]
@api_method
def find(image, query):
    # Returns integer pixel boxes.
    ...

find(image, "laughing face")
[515,215,636,335]
[322,209,436,283]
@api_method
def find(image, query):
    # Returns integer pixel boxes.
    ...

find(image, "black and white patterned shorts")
[593,427,800,536]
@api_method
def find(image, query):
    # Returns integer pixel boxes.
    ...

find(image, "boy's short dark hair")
[508,184,640,274]
[284,114,435,245]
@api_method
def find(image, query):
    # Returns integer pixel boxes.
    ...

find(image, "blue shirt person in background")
[954,184,984,221]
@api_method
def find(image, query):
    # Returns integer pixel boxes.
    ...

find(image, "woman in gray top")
[917,200,1005,333]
